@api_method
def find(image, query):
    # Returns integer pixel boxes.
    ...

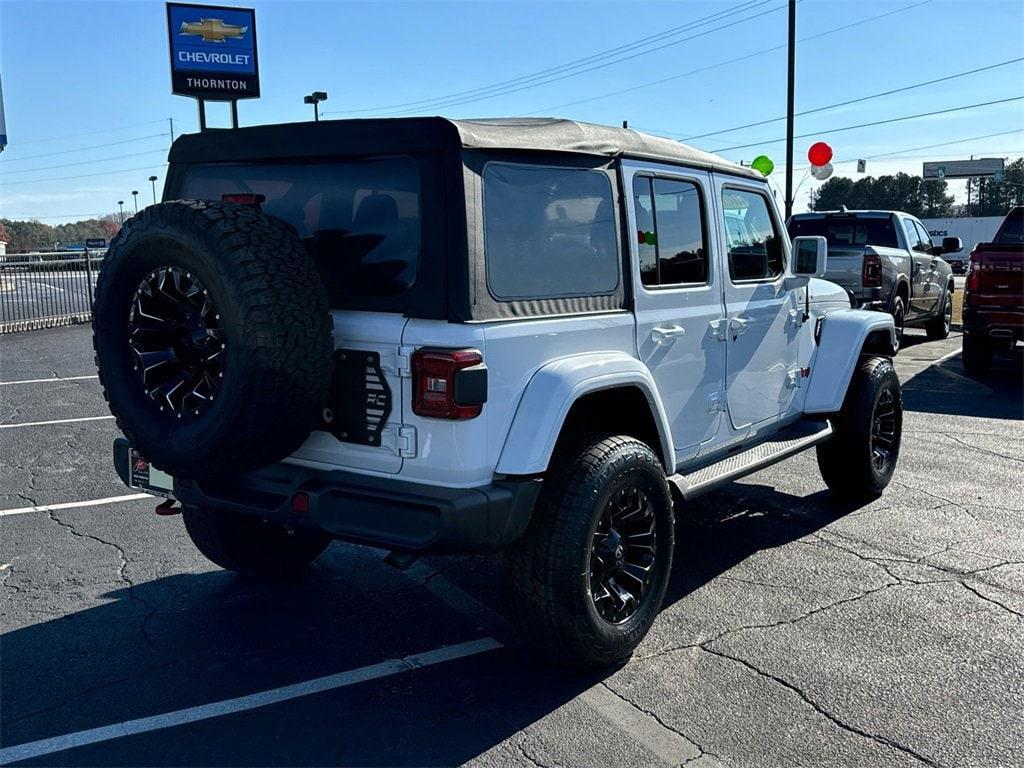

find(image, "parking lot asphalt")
[1,325,1022,768]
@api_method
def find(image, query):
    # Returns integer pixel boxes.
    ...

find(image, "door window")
[914,221,935,253]
[721,189,784,281]
[632,176,708,287]
[903,219,929,253]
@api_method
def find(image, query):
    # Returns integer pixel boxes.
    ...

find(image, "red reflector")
[412,349,482,420]
[221,193,266,205]
[291,493,310,513]
[155,499,181,516]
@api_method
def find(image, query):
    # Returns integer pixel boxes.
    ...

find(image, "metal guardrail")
[0,253,104,333]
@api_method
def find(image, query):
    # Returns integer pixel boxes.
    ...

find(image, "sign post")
[166,3,259,130]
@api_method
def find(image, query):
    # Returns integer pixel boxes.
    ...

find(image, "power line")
[711,96,1024,153]
[0,149,168,177]
[376,2,789,116]
[10,119,169,147]
[676,57,1024,142]
[530,0,935,115]
[0,133,171,164]
[329,0,778,116]
[1,162,169,186]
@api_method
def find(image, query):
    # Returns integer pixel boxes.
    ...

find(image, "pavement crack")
[514,739,557,768]
[889,479,979,521]
[44,508,160,650]
[959,582,1023,619]
[699,645,946,768]
[935,432,1024,464]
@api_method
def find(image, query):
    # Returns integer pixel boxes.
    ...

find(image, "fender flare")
[495,352,675,476]
[803,309,897,414]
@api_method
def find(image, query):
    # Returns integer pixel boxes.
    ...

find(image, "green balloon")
[751,155,774,176]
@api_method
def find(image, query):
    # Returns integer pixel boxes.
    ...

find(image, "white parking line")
[933,347,962,365]
[0,415,114,429]
[0,494,151,518]
[0,374,99,386]
[0,637,503,765]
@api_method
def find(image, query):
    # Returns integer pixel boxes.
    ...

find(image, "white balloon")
[810,162,834,181]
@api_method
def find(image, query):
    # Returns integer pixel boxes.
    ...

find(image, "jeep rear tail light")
[863,253,882,288]
[412,349,487,420]
[221,193,266,205]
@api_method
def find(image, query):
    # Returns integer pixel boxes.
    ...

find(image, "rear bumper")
[962,307,1024,343]
[847,286,884,311]
[113,438,541,554]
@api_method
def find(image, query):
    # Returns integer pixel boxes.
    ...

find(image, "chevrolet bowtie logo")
[178,18,248,42]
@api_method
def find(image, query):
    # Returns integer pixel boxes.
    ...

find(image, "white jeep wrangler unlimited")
[94,118,900,667]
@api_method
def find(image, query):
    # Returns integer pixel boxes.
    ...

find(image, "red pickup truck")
[962,206,1024,373]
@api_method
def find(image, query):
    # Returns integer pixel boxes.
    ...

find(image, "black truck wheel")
[962,334,993,375]
[182,505,331,577]
[817,356,902,501]
[925,286,953,340]
[505,434,674,668]
[93,201,333,479]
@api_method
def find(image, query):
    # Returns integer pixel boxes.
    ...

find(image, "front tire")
[182,506,331,578]
[817,357,902,501]
[926,286,953,340]
[505,435,674,668]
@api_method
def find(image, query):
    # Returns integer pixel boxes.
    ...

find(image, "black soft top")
[168,116,759,178]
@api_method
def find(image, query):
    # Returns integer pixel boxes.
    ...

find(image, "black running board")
[668,419,833,501]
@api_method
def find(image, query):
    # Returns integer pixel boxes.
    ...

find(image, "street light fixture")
[149,175,159,205]
[117,200,125,225]
[303,91,327,122]
[132,190,139,214]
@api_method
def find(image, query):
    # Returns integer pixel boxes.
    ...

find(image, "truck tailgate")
[822,247,866,292]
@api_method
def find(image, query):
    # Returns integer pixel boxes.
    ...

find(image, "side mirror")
[791,235,828,277]
[942,236,963,254]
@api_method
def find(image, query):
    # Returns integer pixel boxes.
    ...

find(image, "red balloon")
[808,142,833,166]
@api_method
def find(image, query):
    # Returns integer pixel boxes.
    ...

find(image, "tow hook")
[384,551,418,571]
[155,498,182,516]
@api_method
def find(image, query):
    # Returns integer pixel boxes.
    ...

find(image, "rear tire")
[890,295,907,352]
[182,505,331,578]
[505,435,674,668]
[817,356,902,501]
[962,334,993,375]
[926,286,953,340]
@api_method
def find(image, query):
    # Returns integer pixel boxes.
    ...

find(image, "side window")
[914,221,935,253]
[482,163,619,300]
[721,188,784,281]
[903,219,927,253]
[632,175,708,287]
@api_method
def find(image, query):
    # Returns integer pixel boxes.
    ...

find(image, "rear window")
[482,163,619,301]
[181,157,422,301]
[995,208,1024,244]
[788,216,899,249]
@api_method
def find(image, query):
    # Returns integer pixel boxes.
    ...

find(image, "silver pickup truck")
[788,209,960,348]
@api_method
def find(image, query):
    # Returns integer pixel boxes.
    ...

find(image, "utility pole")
[169,116,175,143]
[784,0,796,219]
[149,176,159,205]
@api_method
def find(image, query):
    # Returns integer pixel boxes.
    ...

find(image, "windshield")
[181,157,422,302]
[788,216,899,249]
[995,208,1024,244]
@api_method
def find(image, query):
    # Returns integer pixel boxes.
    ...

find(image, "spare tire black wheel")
[93,200,333,479]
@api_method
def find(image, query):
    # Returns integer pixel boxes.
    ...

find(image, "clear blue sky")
[2,0,1022,223]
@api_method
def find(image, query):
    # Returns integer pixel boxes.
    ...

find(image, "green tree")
[966,158,1024,216]
[809,173,953,217]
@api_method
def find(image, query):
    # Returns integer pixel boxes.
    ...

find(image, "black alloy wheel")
[589,486,658,624]
[870,388,898,473]
[128,266,226,419]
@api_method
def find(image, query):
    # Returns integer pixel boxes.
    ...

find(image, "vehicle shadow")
[901,343,1023,420]
[0,484,857,766]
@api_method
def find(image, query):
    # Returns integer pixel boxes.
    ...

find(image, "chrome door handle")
[651,325,686,345]
[729,317,750,335]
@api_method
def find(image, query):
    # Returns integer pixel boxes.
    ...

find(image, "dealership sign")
[923,158,1004,180]
[167,3,259,101]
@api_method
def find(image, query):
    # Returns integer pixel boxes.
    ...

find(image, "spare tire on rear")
[93,200,333,479]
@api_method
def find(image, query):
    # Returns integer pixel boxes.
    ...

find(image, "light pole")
[149,176,159,205]
[303,91,327,122]
[132,190,139,215]
[784,0,796,219]
[117,200,125,225]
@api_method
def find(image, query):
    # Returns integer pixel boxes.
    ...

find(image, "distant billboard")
[923,158,1004,180]
[166,3,259,101]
